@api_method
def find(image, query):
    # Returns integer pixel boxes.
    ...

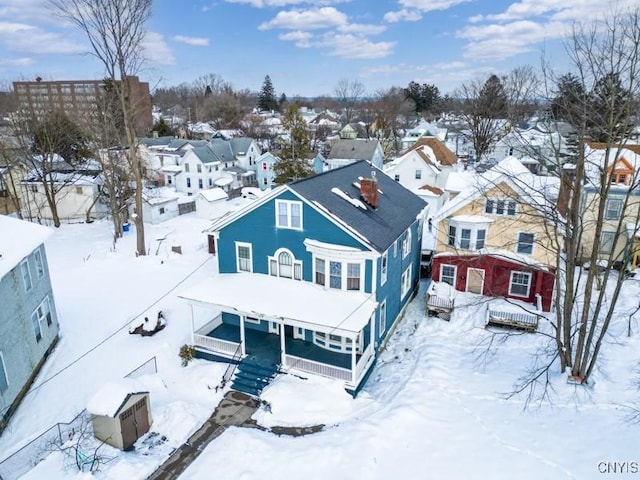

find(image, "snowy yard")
[3,205,640,479]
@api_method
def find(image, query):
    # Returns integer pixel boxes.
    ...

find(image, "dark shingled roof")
[289,160,427,253]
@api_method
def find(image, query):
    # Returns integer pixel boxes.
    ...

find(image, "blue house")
[255,151,279,191]
[180,161,427,394]
[0,216,59,430]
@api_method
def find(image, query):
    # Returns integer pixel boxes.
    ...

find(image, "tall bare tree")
[334,78,365,125]
[50,0,152,255]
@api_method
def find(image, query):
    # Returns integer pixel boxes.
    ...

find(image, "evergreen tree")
[258,75,279,112]
[273,105,313,184]
[404,81,441,114]
[477,74,508,118]
[550,73,586,123]
[587,72,635,142]
[152,117,174,137]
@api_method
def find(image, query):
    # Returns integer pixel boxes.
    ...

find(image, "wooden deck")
[426,292,455,320]
[485,309,539,332]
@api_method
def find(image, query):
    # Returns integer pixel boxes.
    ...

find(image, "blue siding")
[217,189,372,288]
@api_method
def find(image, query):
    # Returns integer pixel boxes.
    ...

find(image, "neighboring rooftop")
[0,215,54,279]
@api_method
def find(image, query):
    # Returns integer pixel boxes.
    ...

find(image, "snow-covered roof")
[0,216,54,279]
[214,176,234,187]
[86,378,148,417]
[143,187,180,205]
[435,156,558,221]
[198,188,228,203]
[162,165,182,173]
[179,273,377,336]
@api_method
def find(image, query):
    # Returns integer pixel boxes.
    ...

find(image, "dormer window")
[607,157,633,185]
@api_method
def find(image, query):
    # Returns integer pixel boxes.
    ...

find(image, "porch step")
[230,358,279,398]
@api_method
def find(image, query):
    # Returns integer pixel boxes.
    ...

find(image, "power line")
[22,254,214,397]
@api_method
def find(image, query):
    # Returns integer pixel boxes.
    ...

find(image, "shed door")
[120,397,150,451]
[466,268,485,294]
[120,406,138,451]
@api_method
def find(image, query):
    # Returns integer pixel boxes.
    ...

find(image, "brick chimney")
[360,171,379,208]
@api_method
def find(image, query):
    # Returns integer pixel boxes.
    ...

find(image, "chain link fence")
[0,357,158,480]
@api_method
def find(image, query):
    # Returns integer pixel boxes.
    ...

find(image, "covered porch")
[179,273,378,391]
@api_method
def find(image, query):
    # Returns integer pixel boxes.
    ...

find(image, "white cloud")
[0,57,34,67]
[259,7,347,30]
[173,35,210,46]
[226,0,350,7]
[313,32,395,59]
[142,32,176,65]
[338,23,386,35]
[397,0,471,12]
[458,20,567,60]
[278,30,313,47]
[383,9,422,23]
[361,60,468,76]
[0,21,85,54]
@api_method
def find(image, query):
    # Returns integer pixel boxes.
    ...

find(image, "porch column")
[190,304,195,344]
[280,320,286,366]
[240,315,246,355]
[351,334,357,385]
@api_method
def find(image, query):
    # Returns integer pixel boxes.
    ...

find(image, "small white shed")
[87,379,153,451]
[141,187,180,224]
[195,187,228,219]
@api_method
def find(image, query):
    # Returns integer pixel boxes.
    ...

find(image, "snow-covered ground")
[3,203,640,479]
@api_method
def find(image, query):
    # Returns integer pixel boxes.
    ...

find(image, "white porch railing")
[193,334,240,356]
[355,344,374,382]
[284,354,352,381]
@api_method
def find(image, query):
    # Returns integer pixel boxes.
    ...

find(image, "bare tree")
[455,67,539,162]
[369,86,413,158]
[50,0,152,255]
[12,110,92,227]
[334,78,365,125]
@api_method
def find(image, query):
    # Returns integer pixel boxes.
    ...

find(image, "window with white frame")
[245,316,260,324]
[31,297,51,342]
[269,249,301,280]
[485,198,516,216]
[313,331,362,353]
[401,265,412,298]
[378,300,387,337]
[415,169,422,179]
[315,258,325,285]
[447,220,490,251]
[440,264,456,286]
[184,163,190,173]
[275,200,302,229]
[198,179,203,189]
[294,327,305,339]
[159,207,165,215]
[394,174,400,182]
[20,260,32,292]
[197,163,202,173]
[329,261,342,289]
[347,263,361,290]
[186,178,191,188]
[402,229,411,258]
[381,251,388,285]
[448,225,456,246]
[599,231,616,254]
[476,229,486,249]
[0,352,7,394]
[517,232,535,255]
[509,271,532,297]
[236,242,252,272]
[34,248,44,278]
[605,198,623,220]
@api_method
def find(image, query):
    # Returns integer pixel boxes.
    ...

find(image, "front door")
[466,268,485,294]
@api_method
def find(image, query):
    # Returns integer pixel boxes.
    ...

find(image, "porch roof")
[179,273,377,336]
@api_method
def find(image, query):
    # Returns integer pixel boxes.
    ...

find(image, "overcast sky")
[0,0,636,97]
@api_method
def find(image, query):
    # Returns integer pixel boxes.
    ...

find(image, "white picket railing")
[486,308,539,331]
[355,345,374,383]
[284,354,352,381]
[194,314,223,336]
[193,334,240,356]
